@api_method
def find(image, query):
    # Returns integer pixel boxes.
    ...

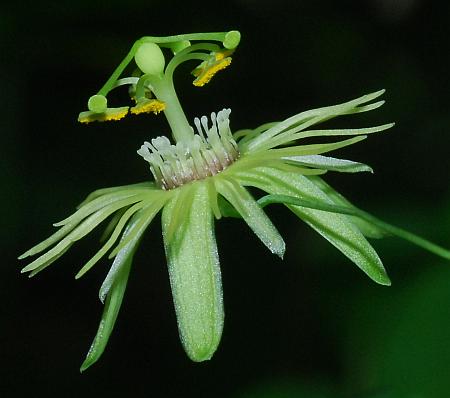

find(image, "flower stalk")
[149,76,192,143]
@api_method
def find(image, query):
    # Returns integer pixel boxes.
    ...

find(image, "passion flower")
[19,30,450,372]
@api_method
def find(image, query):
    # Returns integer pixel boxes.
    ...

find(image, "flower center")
[138,109,240,190]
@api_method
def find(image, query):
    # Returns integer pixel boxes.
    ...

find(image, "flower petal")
[20,195,147,275]
[79,215,140,372]
[99,199,167,301]
[80,253,132,373]
[231,136,367,174]
[283,155,373,173]
[260,123,393,151]
[236,167,390,285]
[244,90,386,152]
[54,190,148,227]
[75,202,145,279]
[81,199,167,372]
[77,182,155,208]
[162,181,224,362]
[215,176,285,258]
[19,190,149,260]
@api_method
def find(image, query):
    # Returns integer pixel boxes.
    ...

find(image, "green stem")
[112,77,139,89]
[258,194,450,260]
[164,42,218,79]
[220,193,450,259]
[140,32,229,45]
[97,40,143,97]
[150,76,193,143]
[95,32,231,98]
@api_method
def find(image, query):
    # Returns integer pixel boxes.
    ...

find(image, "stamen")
[78,106,129,123]
[192,51,233,87]
[131,99,166,115]
[138,109,239,189]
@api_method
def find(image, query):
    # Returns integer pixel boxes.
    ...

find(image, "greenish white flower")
[19,31,450,372]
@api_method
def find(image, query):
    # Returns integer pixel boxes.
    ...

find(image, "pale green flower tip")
[377,273,392,286]
[74,271,83,280]
[21,267,36,278]
[188,352,213,362]
[18,252,28,260]
[377,122,395,132]
[88,94,107,113]
[185,341,219,362]
[223,30,241,49]
[21,263,34,273]
[79,358,93,373]
[134,42,165,75]
[369,266,391,286]
[273,241,286,259]
[371,88,386,98]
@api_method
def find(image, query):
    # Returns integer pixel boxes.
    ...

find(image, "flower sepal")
[162,182,224,362]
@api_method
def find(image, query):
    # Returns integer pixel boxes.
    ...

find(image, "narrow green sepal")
[245,90,387,152]
[308,176,386,238]
[256,191,450,261]
[236,167,391,285]
[216,177,285,258]
[217,195,241,218]
[74,202,144,279]
[284,155,373,173]
[162,182,224,362]
[100,199,166,300]
[80,253,132,372]
[77,182,155,208]
[80,213,145,372]
[108,195,168,259]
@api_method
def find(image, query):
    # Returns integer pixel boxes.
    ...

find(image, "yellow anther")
[78,107,129,123]
[213,49,233,61]
[131,99,166,115]
[193,57,232,87]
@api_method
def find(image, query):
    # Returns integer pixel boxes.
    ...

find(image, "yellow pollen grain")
[105,109,129,120]
[131,99,166,115]
[193,58,232,87]
[78,108,129,123]
[214,49,233,61]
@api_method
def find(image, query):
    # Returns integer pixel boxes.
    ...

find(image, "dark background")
[2,1,450,397]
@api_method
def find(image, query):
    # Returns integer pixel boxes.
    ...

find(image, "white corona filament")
[137,109,239,189]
